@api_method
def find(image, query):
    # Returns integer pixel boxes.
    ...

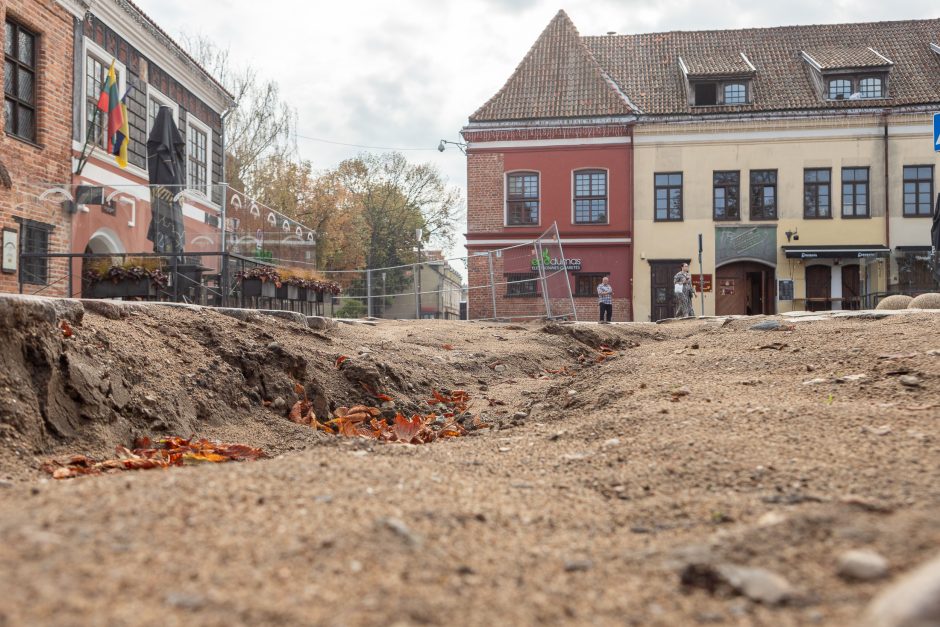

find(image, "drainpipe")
[882,109,891,251]
[628,123,635,321]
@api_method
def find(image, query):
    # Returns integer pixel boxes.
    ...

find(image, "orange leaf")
[375,393,394,402]
[59,320,74,338]
[335,355,348,369]
[294,383,305,395]
[442,344,454,350]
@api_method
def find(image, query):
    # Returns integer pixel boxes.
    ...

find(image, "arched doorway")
[716,260,776,316]
[84,229,124,256]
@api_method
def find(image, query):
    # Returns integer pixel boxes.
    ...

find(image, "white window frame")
[504,169,541,227]
[81,38,126,155]
[570,168,610,226]
[146,85,178,133]
[185,113,212,199]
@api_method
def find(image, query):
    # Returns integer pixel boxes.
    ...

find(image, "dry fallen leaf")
[59,320,74,338]
[442,344,454,350]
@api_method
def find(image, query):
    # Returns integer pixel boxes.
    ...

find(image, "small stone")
[838,549,888,581]
[899,375,922,387]
[164,592,206,610]
[863,425,892,436]
[498,447,511,453]
[380,517,422,547]
[862,552,940,627]
[567,389,577,396]
[718,564,794,604]
[757,511,786,527]
[602,438,620,448]
[512,411,528,420]
[836,374,867,383]
[750,320,781,331]
[803,378,829,385]
[691,343,700,349]
[564,559,593,572]
[272,397,286,409]
[0,479,13,489]
[493,365,506,373]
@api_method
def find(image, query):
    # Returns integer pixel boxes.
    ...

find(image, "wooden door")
[650,261,685,321]
[805,265,831,312]
[841,265,860,310]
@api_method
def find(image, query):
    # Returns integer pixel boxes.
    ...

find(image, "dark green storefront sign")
[715,226,777,266]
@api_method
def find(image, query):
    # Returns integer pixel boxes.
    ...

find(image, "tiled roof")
[801,46,893,70]
[121,0,234,102]
[469,17,940,120]
[469,10,636,122]
[682,52,755,77]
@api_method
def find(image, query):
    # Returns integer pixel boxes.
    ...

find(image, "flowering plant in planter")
[82,258,169,288]
[280,269,342,295]
[235,266,282,286]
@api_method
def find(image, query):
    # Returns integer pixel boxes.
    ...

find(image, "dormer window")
[803,47,892,102]
[827,79,852,100]
[724,83,747,104]
[859,77,883,98]
[679,53,756,107]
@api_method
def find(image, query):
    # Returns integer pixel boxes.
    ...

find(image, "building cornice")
[84,0,234,113]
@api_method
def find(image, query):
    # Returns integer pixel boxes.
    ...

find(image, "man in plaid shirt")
[597,276,613,323]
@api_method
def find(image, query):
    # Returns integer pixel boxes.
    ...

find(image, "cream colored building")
[633,113,938,320]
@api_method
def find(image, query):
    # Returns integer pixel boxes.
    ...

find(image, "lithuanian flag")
[95,60,123,154]
[112,91,130,168]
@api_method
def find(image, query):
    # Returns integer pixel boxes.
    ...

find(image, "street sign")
[935,112,940,152]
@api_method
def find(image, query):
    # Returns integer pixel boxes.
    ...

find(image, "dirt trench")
[0,297,642,480]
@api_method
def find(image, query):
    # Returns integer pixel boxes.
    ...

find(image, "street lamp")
[437,139,467,155]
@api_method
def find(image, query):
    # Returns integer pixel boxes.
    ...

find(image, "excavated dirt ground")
[0,298,938,626]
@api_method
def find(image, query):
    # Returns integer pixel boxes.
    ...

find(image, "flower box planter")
[242,278,276,298]
[276,284,299,300]
[85,279,155,299]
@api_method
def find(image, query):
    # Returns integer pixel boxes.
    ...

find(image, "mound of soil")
[1,298,939,626]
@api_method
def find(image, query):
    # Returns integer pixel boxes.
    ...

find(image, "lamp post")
[414,228,422,319]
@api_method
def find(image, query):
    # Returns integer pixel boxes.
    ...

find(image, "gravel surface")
[1,304,939,626]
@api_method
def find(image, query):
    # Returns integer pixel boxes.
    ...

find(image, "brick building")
[65,0,234,286]
[462,12,636,321]
[463,11,940,321]
[1,0,75,294]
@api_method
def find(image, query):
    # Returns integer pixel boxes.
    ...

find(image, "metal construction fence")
[16,223,579,322]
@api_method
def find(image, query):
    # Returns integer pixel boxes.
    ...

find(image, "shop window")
[575,273,608,297]
[505,273,538,297]
[18,218,52,285]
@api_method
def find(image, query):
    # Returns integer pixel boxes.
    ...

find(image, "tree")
[180,34,295,194]
[335,152,462,269]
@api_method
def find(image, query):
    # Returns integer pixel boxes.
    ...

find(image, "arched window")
[859,77,883,98]
[827,79,852,100]
[506,172,539,226]
[723,83,747,104]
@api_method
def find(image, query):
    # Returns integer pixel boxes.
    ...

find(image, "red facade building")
[462,11,637,321]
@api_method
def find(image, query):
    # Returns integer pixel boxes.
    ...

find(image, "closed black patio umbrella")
[932,193,940,251]
[146,106,186,260]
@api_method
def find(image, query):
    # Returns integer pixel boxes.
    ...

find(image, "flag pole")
[74,107,101,177]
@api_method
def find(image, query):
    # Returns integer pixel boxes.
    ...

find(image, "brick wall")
[467,251,632,321]
[466,151,504,233]
[0,0,74,296]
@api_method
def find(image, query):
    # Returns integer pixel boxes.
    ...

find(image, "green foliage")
[335,298,366,319]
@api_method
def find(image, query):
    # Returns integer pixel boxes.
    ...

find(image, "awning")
[895,245,932,253]
[782,245,890,259]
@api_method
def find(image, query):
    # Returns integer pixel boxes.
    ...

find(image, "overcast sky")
[138,0,936,257]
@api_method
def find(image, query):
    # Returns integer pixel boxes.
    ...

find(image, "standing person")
[597,275,613,323]
[673,262,696,318]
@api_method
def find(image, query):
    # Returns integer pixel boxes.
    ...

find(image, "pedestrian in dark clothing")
[674,262,696,317]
